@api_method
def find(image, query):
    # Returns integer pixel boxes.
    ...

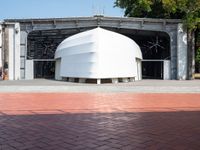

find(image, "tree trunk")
[187,30,195,79]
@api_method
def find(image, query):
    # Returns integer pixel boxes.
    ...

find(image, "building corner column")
[177,23,187,80]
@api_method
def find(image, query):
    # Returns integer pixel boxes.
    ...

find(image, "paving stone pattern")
[0,79,200,93]
[0,93,200,150]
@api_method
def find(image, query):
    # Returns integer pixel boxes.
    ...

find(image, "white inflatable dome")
[55,27,142,83]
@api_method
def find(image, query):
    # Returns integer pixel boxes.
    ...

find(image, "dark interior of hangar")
[27,27,170,79]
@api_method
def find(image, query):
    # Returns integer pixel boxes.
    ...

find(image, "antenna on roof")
[92,3,104,16]
[92,3,104,28]
[102,5,105,16]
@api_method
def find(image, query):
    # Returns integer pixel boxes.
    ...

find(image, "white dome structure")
[55,27,142,84]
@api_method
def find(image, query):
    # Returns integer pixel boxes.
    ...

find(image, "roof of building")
[4,16,182,24]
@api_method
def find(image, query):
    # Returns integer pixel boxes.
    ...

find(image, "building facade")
[0,16,188,80]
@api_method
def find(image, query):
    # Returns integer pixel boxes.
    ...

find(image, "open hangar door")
[27,27,170,80]
[27,27,94,79]
[103,27,171,80]
[133,32,170,79]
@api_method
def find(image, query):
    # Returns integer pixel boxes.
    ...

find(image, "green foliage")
[114,0,200,30]
[115,0,168,18]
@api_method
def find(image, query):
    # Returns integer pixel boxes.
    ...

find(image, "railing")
[33,59,55,61]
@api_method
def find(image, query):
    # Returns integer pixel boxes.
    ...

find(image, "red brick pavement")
[0,93,200,150]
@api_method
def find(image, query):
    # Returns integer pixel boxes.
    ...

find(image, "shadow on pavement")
[1,111,200,150]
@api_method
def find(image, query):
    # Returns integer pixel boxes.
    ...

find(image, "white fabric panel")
[55,27,142,79]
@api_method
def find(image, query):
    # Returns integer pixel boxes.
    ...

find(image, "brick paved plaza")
[0,93,200,150]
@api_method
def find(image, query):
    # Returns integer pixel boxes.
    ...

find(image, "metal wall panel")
[25,60,33,79]
[20,57,25,68]
[164,60,171,80]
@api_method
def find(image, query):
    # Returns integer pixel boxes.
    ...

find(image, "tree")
[115,0,200,79]
[114,0,200,21]
[114,0,186,19]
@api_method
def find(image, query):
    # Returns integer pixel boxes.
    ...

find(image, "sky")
[0,0,124,21]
